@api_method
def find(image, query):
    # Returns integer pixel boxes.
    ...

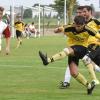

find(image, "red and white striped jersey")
[0,20,11,38]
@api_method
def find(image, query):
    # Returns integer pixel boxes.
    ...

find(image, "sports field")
[0,35,100,100]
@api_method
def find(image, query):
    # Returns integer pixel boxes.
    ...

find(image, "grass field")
[0,36,100,100]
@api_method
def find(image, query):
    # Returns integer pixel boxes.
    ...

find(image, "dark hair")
[77,6,84,10]
[74,16,85,25]
[84,5,93,13]
[0,6,4,12]
[32,22,34,24]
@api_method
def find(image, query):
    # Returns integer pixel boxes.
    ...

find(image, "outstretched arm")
[54,26,64,33]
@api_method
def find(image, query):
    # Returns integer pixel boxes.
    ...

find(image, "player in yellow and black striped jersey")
[39,16,100,95]
[82,6,100,71]
[14,17,25,48]
[84,18,100,67]
[83,6,100,48]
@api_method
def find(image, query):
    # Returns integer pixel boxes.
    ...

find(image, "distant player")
[14,16,24,48]
[29,22,40,38]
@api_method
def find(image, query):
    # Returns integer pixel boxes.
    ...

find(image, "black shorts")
[68,56,79,65]
[92,56,100,66]
[16,30,22,38]
[68,45,88,65]
[88,47,100,66]
[88,44,99,52]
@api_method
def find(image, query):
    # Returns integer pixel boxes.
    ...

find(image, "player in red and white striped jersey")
[0,6,11,54]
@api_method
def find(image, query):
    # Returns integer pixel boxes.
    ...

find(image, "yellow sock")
[87,63,97,80]
[75,73,88,87]
[48,51,66,63]
[16,41,21,48]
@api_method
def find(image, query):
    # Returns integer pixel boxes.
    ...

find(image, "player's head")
[74,16,86,31]
[0,6,4,20]
[76,6,84,16]
[16,15,22,21]
[83,5,93,20]
[32,22,34,25]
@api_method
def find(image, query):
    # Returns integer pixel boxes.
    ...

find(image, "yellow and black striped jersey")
[64,24,98,47]
[15,21,25,32]
[86,18,100,45]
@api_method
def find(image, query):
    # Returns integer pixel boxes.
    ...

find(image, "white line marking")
[0,64,87,71]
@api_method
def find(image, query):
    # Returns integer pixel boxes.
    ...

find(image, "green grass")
[0,36,100,100]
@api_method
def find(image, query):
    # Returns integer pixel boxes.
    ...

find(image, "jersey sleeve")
[85,25,97,36]
[93,19,100,29]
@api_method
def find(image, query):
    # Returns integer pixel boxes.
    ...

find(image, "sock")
[87,63,97,80]
[48,51,67,63]
[20,40,22,45]
[64,65,71,83]
[75,73,88,87]
[94,64,100,72]
[16,41,20,48]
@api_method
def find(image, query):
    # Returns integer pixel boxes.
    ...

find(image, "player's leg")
[64,65,71,84]
[69,45,96,94]
[60,65,71,89]
[16,30,22,48]
[69,58,96,95]
[82,55,99,84]
[91,56,100,72]
[39,47,74,65]
[87,44,100,72]
[60,55,79,89]
[92,62,100,72]
[34,30,37,38]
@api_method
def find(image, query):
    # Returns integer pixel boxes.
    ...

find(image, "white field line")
[0,64,87,71]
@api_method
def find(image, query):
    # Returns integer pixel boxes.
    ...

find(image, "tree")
[50,0,78,18]
[23,8,32,18]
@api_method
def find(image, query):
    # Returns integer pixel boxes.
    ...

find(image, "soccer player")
[60,6,85,88]
[29,22,40,38]
[82,5,100,79]
[60,5,100,89]
[0,6,11,54]
[14,16,24,48]
[39,16,100,95]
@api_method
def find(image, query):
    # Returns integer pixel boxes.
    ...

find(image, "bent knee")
[82,55,92,66]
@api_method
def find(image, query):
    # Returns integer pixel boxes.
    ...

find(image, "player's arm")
[85,25,100,39]
[94,19,100,28]
[22,22,25,31]
[14,21,18,28]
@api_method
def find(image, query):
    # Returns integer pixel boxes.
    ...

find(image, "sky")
[0,0,100,11]
[77,0,100,11]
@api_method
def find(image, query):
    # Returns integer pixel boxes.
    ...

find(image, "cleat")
[20,41,22,45]
[59,81,70,89]
[87,81,96,95]
[39,51,49,65]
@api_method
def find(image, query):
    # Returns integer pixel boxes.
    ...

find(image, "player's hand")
[54,27,61,33]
